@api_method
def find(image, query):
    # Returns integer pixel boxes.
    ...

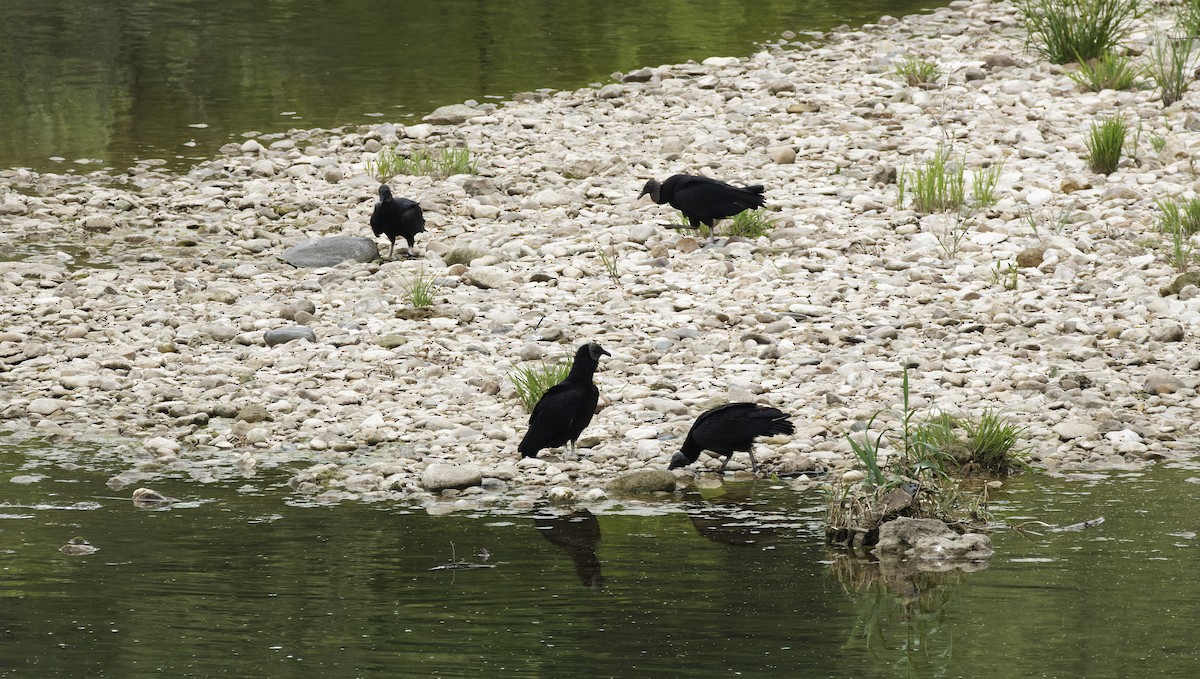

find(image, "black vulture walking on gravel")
[639,174,765,241]
[518,342,610,459]
[370,184,425,260]
[669,402,794,473]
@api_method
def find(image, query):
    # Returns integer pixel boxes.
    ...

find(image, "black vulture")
[669,402,795,473]
[518,342,610,458]
[639,174,765,240]
[370,184,426,260]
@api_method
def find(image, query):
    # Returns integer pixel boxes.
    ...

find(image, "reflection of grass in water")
[830,551,965,673]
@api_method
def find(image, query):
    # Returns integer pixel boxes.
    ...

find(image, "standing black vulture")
[370,184,425,260]
[518,342,610,458]
[639,174,766,241]
[669,402,795,473]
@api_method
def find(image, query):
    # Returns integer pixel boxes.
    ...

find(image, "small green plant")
[991,260,1020,290]
[1084,115,1126,174]
[1014,0,1143,64]
[366,147,405,183]
[510,360,572,413]
[401,266,441,308]
[893,55,942,87]
[1066,51,1140,91]
[1166,225,1198,272]
[367,145,477,181]
[972,162,1005,208]
[442,247,486,266]
[934,213,972,259]
[1158,197,1200,271]
[964,410,1030,473]
[1151,134,1167,153]
[728,209,779,239]
[1157,195,1200,235]
[1021,200,1074,239]
[1147,35,1196,107]
[596,248,620,284]
[904,146,967,213]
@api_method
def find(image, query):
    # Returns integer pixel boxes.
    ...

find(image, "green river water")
[2,448,1199,678]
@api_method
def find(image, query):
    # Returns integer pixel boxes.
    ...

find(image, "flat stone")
[422,463,483,491]
[1145,373,1185,395]
[1053,422,1097,441]
[27,398,66,416]
[423,104,480,125]
[264,327,316,347]
[280,237,378,268]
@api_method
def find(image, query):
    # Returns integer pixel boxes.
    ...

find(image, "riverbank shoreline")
[3,0,1198,508]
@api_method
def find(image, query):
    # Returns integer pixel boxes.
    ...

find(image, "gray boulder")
[264,327,316,347]
[876,517,994,560]
[281,237,378,268]
[422,463,483,492]
[607,470,677,495]
[423,104,480,125]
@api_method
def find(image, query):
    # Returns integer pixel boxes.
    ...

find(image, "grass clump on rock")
[1083,115,1127,174]
[510,360,572,414]
[1015,0,1142,64]
[826,370,1028,549]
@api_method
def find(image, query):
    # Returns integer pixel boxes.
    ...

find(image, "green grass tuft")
[728,209,779,239]
[1084,115,1126,174]
[1015,0,1142,65]
[1147,35,1196,107]
[901,146,967,214]
[964,410,1030,473]
[400,266,441,308]
[1067,52,1140,91]
[972,161,1005,208]
[892,55,942,87]
[367,145,477,182]
[510,361,572,414]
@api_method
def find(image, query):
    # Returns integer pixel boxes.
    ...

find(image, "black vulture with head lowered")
[370,184,425,260]
[518,342,611,459]
[669,402,794,473]
[639,174,765,241]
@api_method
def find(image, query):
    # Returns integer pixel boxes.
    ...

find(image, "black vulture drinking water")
[669,402,795,473]
[370,184,425,260]
[518,342,610,459]
[639,174,766,240]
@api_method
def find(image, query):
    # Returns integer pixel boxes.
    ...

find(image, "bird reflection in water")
[685,481,783,548]
[535,509,604,589]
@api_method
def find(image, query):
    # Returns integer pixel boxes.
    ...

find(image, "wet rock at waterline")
[132,487,180,507]
[875,517,994,561]
[280,237,378,268]
[607,470,677,495]
[59,538,99,556]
